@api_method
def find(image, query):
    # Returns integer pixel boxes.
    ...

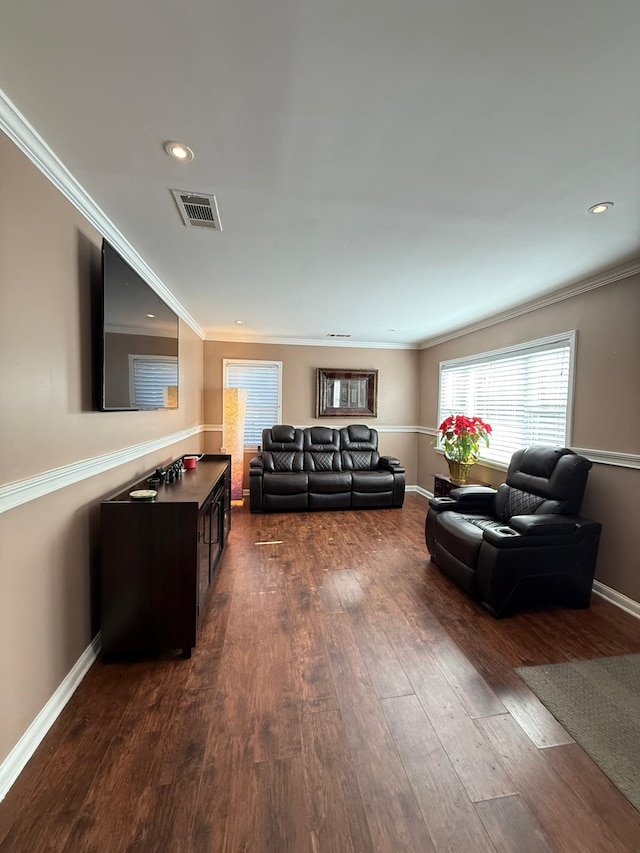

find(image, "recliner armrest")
[250,455,264,473]
[429,487,496,513]
[482,514,601,548]
[509,514,577,536]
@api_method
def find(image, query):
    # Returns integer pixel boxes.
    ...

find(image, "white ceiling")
[1,0,639,347]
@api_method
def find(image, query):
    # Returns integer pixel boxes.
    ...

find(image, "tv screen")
[100,240,179,411]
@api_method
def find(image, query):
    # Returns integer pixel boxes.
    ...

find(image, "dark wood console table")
[100,454,231,660]
[433,473,491,497]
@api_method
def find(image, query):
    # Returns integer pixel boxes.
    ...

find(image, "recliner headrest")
[500,445,592,517]
[510,446,573,479]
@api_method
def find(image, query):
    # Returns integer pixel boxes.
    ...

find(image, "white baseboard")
[406,485,432,499]
[592,581,640,620]
[0,632,101,802]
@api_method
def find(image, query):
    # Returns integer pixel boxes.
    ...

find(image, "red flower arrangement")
[438,414,492,463]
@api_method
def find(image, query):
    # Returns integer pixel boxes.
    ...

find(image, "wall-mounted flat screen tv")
[100,240,179,411]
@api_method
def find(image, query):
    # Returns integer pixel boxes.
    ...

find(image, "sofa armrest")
[250,455,264,473]
[379,455,405,473]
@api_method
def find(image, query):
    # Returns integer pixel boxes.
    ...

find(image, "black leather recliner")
[425,446,602,617]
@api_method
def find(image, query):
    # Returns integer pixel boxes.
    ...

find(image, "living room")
[1,3,640,848]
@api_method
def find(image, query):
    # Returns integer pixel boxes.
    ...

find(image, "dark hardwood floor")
[2,493,640,852]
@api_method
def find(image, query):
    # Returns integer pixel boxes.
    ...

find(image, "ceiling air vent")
[326,333,352,338]
[170,189,222,231]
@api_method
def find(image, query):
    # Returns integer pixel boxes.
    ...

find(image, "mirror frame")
[316,368,378,418]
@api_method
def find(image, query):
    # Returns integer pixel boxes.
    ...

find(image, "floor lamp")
[223,388,248,505]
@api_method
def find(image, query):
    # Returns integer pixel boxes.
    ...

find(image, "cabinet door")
[198,501,212,618]
[209,486,224,576]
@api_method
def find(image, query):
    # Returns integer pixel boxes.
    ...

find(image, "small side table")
[433,473,491,497]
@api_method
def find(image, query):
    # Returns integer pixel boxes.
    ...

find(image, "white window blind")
[224,359,282,446]
[439,332,575,466]
[129,355,178,410]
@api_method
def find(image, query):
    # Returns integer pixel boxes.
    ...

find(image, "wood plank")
[253,757,311,853]
[284,563,339,713]
[337,570,414,699]
[542,742,640,852]
[384,626,518,802]
[474,795,554,853]
[371,573,507,717]
[382,694,497,852]
[476,712,639,853]
[301,709,374,853]
[323,613,435,852]
[191,732,258,852]
[251,592,303,762]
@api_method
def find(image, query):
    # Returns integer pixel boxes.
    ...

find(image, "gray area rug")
[516,654,640,811]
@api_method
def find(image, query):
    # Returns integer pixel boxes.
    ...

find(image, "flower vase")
[447,459,475,484]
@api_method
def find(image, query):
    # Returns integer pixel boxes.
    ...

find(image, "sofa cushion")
[342,450,380,470]
[263,493,308,511]
[262,451,304,473]
[351,470,393,492]
[309,491,351,509]
[263,472,308,495]
[352,489,393,507]
[304,451,342,471]
[308,471,352,493]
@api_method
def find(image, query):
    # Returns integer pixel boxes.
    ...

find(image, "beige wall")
[0,131,204,765]
[418,274,640,601]
[203,340,420,486]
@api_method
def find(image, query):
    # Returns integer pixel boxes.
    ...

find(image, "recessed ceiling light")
[146,313,156,318]
[588,202,613,215]
[164,140,194,162]
[234,319,244,325]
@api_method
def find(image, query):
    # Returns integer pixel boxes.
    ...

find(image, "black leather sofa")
[425,446,602,617]
[250,424,405,512]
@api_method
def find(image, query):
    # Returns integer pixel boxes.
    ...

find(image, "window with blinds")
[223,359,282,446]
[129,355,178,410]
[438,332,576,466]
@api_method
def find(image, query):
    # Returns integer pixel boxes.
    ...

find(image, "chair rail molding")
[571,447,640,470]
[0,425,204,514]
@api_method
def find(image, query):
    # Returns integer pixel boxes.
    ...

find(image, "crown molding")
[205,333,418,350]
[0,88,205,340]
[418,258,640,349]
